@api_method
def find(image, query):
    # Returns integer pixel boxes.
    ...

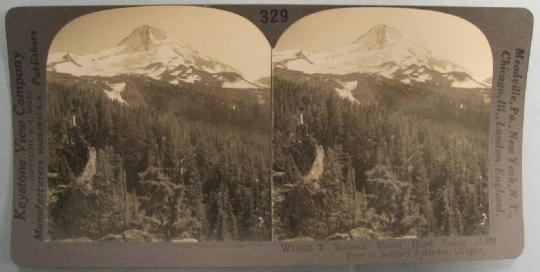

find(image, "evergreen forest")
[47,74,272,242]
[272,69,489,240]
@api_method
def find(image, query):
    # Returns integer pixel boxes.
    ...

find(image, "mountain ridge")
[273,24,490,90]
[48,24,264,90]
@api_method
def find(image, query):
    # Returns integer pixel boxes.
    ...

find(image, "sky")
[275,7,493,81]
[48,6,271,80]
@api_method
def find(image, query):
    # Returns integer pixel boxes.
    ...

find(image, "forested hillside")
[47,74,271,242]
[272,70,489,240]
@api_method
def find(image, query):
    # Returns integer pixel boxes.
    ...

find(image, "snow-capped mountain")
[48,25,263,89]
[273,24,489,89]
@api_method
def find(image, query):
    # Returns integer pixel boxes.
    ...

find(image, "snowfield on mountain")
[48,25,264,89]
[273,24,490,90]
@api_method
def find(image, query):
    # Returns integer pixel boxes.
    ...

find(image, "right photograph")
[272,7,492,241]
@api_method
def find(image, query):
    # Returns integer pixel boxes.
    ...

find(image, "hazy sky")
[275,7,493,81]
[49,6,270,80]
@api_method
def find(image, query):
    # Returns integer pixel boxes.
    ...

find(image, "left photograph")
[46,6,272,242]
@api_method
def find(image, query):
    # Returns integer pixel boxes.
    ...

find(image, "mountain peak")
[47,24,258,89]
[118,24,168,51]
[352,24,402,49]
[370,23,392,31]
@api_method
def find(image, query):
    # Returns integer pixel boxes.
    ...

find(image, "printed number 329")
[260,9,288,23]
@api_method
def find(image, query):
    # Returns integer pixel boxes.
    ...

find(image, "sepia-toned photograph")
[272,8,492,241]
[46,6,272,242]
[5,3,535,268]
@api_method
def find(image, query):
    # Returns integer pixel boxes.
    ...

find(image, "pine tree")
[137,167,186,239]
[410,155,433,236]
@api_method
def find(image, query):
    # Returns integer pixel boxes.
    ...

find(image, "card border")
[5,5,533,268]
